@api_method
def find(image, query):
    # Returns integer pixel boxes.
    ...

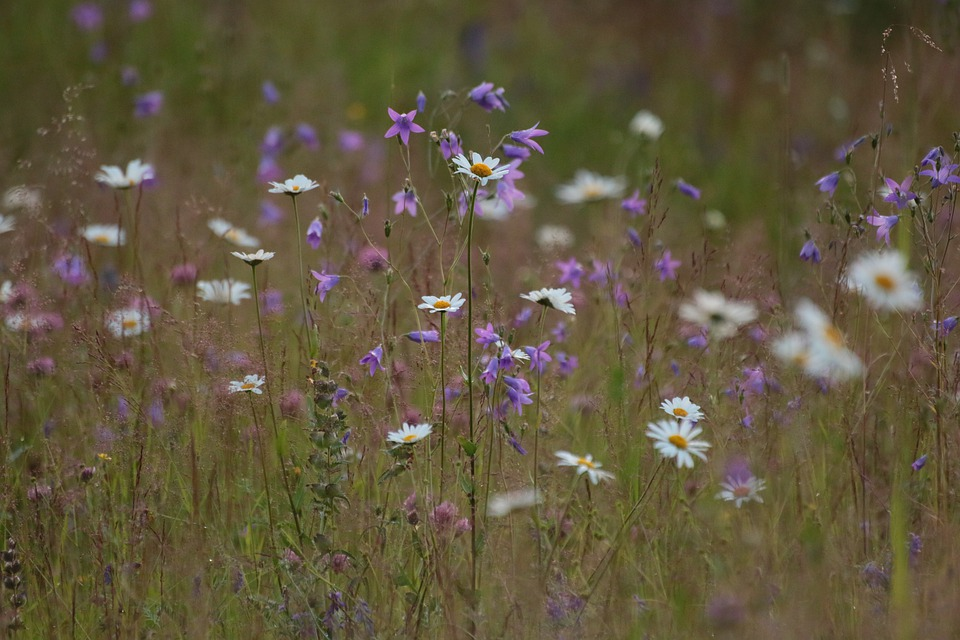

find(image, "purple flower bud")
[815,171,840,197]
[416,90,426,113]
[911,454,927,471]
[260,126,284,157]
[404,330,440,344]
[361,194,369,217]
[71,3,103,31]
[676,179,701,200]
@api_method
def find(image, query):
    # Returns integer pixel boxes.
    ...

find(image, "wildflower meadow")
[3,1,960,637]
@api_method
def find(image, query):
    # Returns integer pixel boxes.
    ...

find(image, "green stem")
[466,181,479,604]
[291,196,314,357]
[439,312,447,497]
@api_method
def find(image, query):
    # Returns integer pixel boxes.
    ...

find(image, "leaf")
[457,436,478,457]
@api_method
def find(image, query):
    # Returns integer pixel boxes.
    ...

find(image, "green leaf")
[457,436,478,457]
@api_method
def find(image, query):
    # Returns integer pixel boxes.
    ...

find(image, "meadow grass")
[2,1,960,638]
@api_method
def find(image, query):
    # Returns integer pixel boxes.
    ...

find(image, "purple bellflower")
[865,211,899,246]
[262,81,280,104]
[654,249,681,281]
[383,108,425,146]
[621,189,647,216]
[555,257,585,289]
[306,217,323,249]
[404,330,439,344]
[468,82,509,112]
[134,91,163,118]
[815,171,840,197]
[523,341,552,374]
[882,176,917,210]
[509,123,549,154]
[800,239,821,263]
[359,345,384,377]
[310,270,339,302]
[392,189,418,216]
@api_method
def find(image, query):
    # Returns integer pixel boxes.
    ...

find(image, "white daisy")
[386,422,433,445]
[0,215,15,235]
[520,287,576,315]
[486,488,542,518]
[846,251,922,312]
[645,419,711,468]
[231,249,275,266]
[229,374,265,394]
[534,224,575,251]
[0,281,13,304]
[451,152,511,186]
[555,451,615,484]
[678,290,757,339]
[105,308,149,338]
[771,332,812,370]
[208,218,259,248]
[793,299,863,381]
[660,397,704,422]
[556,170,626,204]
[716,475,766,508]
[268,174,319,195]
[80,224,126,247]
[95,159,155,189]
[418,293,465,314]
[629,110,664,139]
[197,279,252,305]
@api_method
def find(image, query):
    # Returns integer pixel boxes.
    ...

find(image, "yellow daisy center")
[583,185,603,198]
[433,300,451,310]
[733,485,752,498]
[470,163,492,178]
[673,408,688,417]
[128,178,136,187]
[823,325,844,348]
[402,433,419,442]
[291,184,301,192]
[241,382,256,390]
[668,434,689,449]
[121,319,138,330]
[576,457,595,469]
[93,234,110,244]
[874,273,896,292]
[225,229,239,241]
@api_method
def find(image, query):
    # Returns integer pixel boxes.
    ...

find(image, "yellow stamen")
[583,185,602,198]
[733,485,752,498]
[874,273,895,292]
[433,300,451,309]
[402,434,418,442]
[470,163,492,178]
[121,319,138,330]
[668,434,689,449]
[241,383,255,390]
[576,457,595,469]
[673,408,689,417]
[93,234,110,244]
[291,184,300,192]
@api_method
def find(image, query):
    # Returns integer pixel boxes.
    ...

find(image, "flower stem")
[466,181,479,604]
[291,196,314,357]
[439,312,447,497]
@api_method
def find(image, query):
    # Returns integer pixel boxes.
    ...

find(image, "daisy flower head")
[716,474,766,508]
[486,488,542,518]
[197,279,252,305]
[792,299,863,382]
[556,170,626,204]
[0,215,15,235]
[678,290,757,340]
[660,397,704,422]
[646,419,711,468]
[629,110,664,139]
[418,293,465,314]
[95,159,154,189]
[555,451,615,484]
[105,308,150,338]
[229,374,265,395]
[387,422,433,446]
[208,218,259,248]
[846,251,922,312]
[80,224,126,247]
[452,152,511,186]
[520,288,575,315]
[231,249,275,266]
[268,174,319,196]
